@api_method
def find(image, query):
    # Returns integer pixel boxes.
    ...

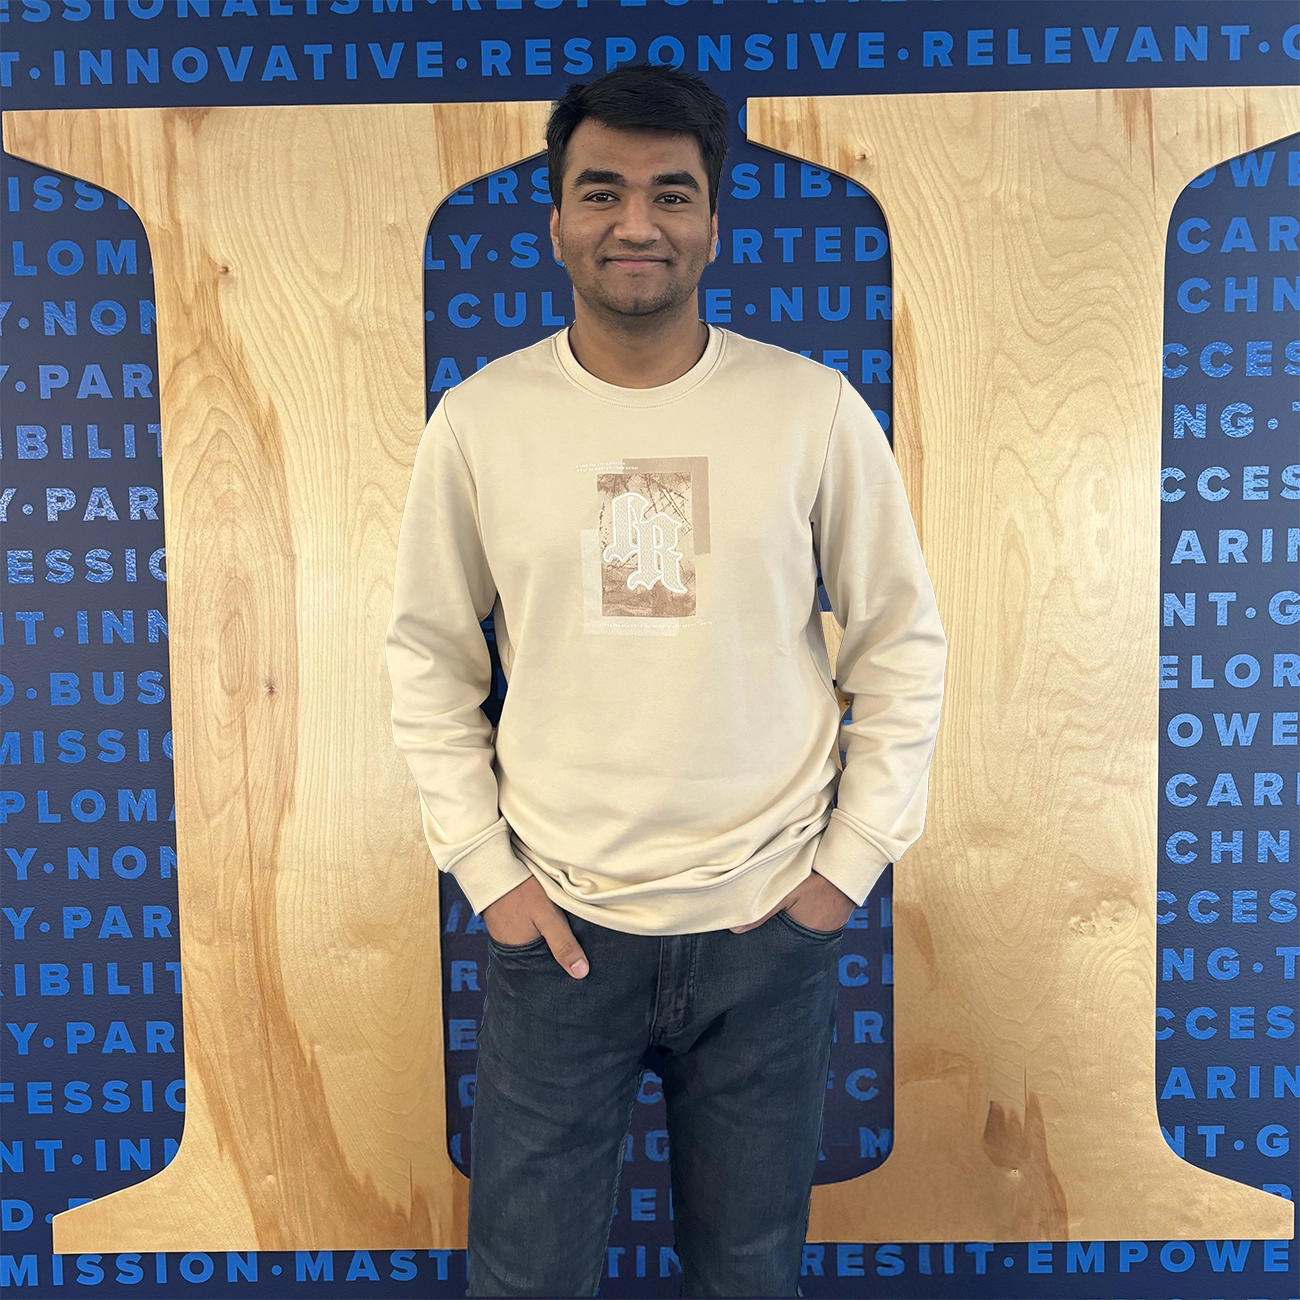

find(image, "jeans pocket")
[485,933,550,954]
[774,908,845,941]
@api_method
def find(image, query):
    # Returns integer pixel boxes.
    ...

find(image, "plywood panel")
[751,88,1298,1242]
[3,103,550,1253]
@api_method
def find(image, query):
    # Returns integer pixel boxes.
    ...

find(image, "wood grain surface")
[3,102,550,1253]
[752,88,1299,1242]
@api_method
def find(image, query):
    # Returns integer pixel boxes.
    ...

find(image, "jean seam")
[590,1073,642,1296]
[685,934,699,1032]
[648,935,666,1044]
[794,1003,835,1299]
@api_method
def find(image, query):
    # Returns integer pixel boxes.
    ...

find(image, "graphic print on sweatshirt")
[579,456,710,636]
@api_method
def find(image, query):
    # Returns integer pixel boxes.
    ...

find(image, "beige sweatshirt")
[385,324,946,935]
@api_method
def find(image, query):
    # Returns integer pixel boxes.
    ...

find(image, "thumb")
[536,907,589,979]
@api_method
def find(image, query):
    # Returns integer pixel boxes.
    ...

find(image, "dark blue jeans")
[467,906,843,1298]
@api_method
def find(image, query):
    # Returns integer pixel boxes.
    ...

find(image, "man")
[386,64,946,1298]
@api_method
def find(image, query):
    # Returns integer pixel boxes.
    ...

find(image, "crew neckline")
[553,323,726,407]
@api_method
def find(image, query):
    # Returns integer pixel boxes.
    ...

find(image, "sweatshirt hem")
[515,823,829,935]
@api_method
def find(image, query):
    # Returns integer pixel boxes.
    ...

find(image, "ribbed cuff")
[446,824,533,915]
[810,813,890,907]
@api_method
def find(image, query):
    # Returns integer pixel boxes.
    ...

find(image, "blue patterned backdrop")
[1,1,1297,1295]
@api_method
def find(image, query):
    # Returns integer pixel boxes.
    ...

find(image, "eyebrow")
[570,167,701,193]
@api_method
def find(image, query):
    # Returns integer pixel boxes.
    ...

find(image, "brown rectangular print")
[596,457,709,619]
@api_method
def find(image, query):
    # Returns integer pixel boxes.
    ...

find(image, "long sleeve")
[809,374,948,905]
[385,400,532,913]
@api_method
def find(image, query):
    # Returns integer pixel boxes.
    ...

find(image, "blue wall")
[1,1,1297,1295]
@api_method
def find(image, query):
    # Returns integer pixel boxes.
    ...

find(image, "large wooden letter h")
[6,85,1296,1252]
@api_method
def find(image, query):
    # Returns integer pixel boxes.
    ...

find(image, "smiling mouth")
[606,257,667,267]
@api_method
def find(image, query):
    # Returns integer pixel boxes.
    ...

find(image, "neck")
[566,293,709,389]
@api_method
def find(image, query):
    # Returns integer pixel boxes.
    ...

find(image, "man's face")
[550,119,719,325]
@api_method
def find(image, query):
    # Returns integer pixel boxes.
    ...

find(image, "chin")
[614,300,674,318]
[593,288,688,319]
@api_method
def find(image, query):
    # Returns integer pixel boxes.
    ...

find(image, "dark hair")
[546,64,730,214]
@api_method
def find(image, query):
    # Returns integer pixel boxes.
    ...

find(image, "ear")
[549,204,563,265]
[707,208,719,264]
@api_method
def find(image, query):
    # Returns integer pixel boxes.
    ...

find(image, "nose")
[610,193,663,246]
